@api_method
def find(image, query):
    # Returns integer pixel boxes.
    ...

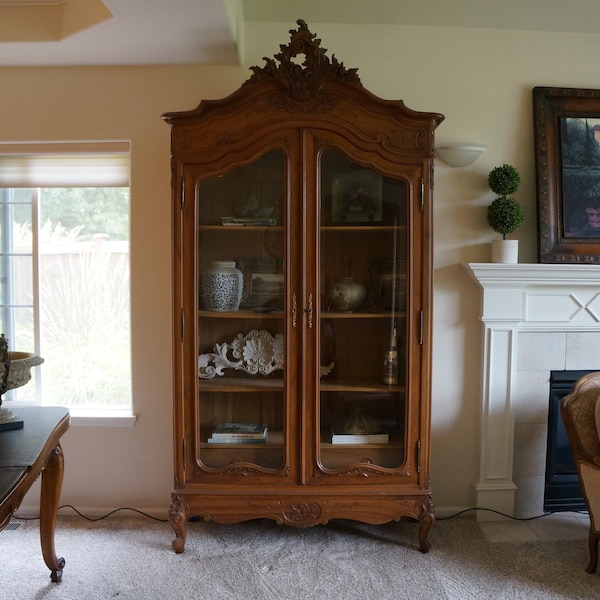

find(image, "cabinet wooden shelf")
[321,312,404,319]
[164,20,442,555]
[198,225,285,232]
[321,380,405,392]
[321,225,407,232]
[198,377,404,393]
[198,310,283,319]
[198,310,400,319]
[199,377,283,392]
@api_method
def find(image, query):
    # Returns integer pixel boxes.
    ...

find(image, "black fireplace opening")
[544,370,594,512]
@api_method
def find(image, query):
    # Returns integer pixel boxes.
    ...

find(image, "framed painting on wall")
[533,86,600,263]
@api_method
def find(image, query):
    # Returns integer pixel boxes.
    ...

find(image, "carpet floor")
[1,513,599,599]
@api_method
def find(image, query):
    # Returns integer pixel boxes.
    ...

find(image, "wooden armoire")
[163,20,443,553]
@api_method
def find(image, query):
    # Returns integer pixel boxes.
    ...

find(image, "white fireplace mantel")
[464,263,600,519]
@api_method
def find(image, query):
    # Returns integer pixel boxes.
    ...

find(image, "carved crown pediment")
[244,19,362,101]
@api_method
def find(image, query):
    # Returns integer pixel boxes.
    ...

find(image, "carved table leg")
[39,443,65,582]
[169,495,188,553]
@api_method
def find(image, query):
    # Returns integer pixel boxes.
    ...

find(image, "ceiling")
[2,0,600,67]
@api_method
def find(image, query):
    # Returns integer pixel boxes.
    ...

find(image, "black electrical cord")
[14,504,168,523]
[436,506,588,521]
[13,504,587,524]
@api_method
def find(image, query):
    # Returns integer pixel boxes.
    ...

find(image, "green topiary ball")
[487,196,525,238]
[488,164,521,196]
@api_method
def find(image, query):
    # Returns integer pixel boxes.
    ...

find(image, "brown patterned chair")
[561,371,600,574]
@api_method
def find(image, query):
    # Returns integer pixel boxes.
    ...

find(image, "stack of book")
[208,422,268,444]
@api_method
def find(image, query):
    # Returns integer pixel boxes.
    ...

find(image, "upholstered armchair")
[561,371,600,574]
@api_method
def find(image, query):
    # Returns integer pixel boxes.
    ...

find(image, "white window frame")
[0,142,135,427]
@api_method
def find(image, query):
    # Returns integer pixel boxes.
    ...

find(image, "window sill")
[68,409,137,427]
[9,404,137,427]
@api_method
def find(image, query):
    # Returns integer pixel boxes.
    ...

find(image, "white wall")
[6,22,600,517]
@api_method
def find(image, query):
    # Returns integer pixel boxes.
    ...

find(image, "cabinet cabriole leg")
[418,497,434,553]
[169,495,187,553]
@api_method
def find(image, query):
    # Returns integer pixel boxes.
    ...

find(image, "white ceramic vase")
[200,261,243,311]
[491,239,519,264]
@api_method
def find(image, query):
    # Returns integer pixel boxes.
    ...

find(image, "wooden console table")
[0,406,69,582]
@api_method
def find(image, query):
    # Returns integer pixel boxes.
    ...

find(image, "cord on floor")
[13,504,588,524]
[436,506,588,521]
[14,504,169,523]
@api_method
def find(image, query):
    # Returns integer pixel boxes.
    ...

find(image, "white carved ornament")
[198,329,284,379]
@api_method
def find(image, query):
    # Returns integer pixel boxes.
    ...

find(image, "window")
[0,144,132,422]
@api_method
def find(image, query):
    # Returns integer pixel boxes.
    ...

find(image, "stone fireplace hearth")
[465,263,600,520]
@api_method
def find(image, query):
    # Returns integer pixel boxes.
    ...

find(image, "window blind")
[0,142,130,187]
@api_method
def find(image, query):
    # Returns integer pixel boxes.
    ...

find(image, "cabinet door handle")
[291,293,297,328]
[306,293,313,328]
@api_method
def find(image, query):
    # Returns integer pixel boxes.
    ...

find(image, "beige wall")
[5,22,600,517]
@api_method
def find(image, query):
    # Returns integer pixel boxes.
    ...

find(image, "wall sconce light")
[436,144,486,167]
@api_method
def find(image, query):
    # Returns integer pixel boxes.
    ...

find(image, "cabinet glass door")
[318,149,408,470]
[195,150,287,470]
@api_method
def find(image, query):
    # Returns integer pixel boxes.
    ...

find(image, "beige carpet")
[1,513,598,599]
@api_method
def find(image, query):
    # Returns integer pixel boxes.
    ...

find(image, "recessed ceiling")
[1,0,600,67]
[0,0,113,42]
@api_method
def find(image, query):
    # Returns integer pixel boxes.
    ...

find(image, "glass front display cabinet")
[163,21,443,554]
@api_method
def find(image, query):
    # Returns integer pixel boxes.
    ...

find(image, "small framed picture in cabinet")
[238,259,284,311]
[331,170,383,224]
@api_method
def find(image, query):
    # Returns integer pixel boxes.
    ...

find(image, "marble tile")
[517,332,566,371]
[478,520,539,542]
[566,332,600,370]
[574,512,591,527]
[513,475,544,519]
[513,423,547,477]
[478,511,590,543]
[514,370,550,424]
[527,512,589,540]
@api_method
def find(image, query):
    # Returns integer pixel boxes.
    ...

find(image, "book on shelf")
[208,422,268,443]
[208,436,267,444]
[221,217,277,227]
[331,432,389,445]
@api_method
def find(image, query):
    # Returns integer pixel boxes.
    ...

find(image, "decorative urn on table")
[0,334,44,431]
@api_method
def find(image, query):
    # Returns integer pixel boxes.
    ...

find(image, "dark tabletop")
[0,406,70,469]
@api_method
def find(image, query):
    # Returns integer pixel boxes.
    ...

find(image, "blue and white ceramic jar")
[201,261,243,311]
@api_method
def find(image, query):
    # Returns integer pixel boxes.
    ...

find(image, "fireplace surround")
[465,263,600,520]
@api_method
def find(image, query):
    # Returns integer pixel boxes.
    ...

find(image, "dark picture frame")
[237,259,284,310]
[331,170,383,224]
[368,259,406,311]
[533,86,600,263]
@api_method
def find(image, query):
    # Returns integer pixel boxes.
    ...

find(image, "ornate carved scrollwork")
[198,329,284,379]
[283,501,322,525]
[245,19,362,104]
[335,464,393,477]
[218,462,272,476]
[315,459,409,478]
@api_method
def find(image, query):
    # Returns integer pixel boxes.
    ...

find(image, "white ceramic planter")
[491,239,519,264]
